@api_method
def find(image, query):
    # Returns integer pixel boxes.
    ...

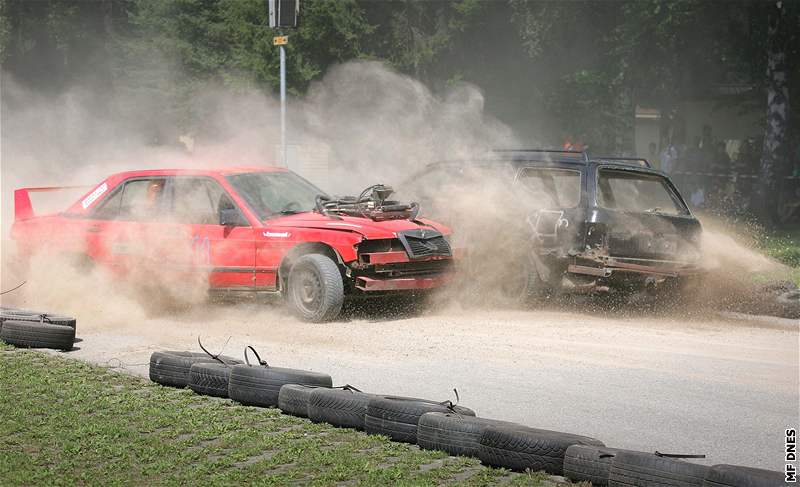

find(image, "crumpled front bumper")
[567,256,703,279]
[354,274,453,291]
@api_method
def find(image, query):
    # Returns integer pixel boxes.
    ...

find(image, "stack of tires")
[415,412,605,476]
[0,307,76,351]
[560,446,788,487]
[148,348,333,405]
[148,348,787,485]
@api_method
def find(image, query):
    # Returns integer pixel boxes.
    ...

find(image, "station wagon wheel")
[286,254,344,322]
[497,255,542,305]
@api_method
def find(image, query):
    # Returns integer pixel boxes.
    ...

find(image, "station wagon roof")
[417,147,673,178]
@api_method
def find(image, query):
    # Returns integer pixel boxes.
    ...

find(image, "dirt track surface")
[7,299,799,472]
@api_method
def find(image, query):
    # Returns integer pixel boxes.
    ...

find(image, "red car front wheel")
[286,254,345,322]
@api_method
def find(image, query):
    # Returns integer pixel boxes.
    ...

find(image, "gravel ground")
[14,298,796,473]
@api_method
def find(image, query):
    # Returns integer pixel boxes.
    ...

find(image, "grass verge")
[759,224,800,285]
[0,344,551,486]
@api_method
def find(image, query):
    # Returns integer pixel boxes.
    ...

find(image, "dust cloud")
[0,59,518,319]
[1,60,795,325]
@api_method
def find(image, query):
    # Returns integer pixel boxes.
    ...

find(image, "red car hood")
[265,212,449,240]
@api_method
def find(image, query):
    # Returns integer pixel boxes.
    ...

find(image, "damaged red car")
[11,168,454,321]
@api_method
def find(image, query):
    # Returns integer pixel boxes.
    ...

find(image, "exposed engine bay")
[315,184,420,221]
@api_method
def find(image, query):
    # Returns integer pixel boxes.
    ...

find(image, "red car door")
[82,176,173,275]
[167,176,256,290]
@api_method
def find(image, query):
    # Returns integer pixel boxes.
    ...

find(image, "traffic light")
[268,0,299,28]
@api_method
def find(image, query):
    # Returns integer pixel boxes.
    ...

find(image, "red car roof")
[109,166,288,179]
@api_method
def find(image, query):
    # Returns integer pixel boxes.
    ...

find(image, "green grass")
[759,225,800,268]
[758,225,800,285]
[0,346,552,486]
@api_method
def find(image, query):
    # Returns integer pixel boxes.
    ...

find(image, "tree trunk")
[754,1,790,226]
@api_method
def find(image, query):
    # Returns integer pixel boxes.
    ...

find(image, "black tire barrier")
[564,445,638,486]
[703,464,788,487]
[149,351,241,388]
[228,364,332,407]
[307,387,373,430]
[609,451,709,487]
[365,396,476,444]
[417,412,518,457]
[0,308,76,329]
[0,320,75,351]
[278,384,324,418]
[0,306,45,316]
[188,362,234,398]
[478,424,605,475]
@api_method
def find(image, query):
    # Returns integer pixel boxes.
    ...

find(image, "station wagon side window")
[92,178,167,221]
[516,168,581,209]
[596,169,687,216]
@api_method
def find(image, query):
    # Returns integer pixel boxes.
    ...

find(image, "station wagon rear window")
[516,168,581,209]
[597,169,687,215]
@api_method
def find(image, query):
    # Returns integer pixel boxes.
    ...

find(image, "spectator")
[660,143,678,173]
[712,141,731,174]
[647,142,658,166]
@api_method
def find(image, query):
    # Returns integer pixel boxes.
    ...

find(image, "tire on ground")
[417,412,518,457]
[478,424,605,475]
[5,313,76,329]
[188,362,234,398]
[564,445,637,486]
[307,388,373,430]
[0,320,75,351]
[228,365,332,407]
[1,307,76,329]
[278,384,325,417]
[703,464,788,487]
[149,351,241,388]
[285,254,345,322]
[365,396,476,444]
[609,451,709,487]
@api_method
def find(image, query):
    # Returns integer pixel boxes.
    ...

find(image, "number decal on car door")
[191,235,211,264]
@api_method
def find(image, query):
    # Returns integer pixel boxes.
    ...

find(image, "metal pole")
[280,45,287,167]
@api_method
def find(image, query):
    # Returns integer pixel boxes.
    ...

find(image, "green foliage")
[362,0,485,78]
[0,0,10,63]
[111,0,372,133]
[125,0,370,92]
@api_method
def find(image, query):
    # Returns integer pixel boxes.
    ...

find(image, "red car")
[11,167,454,321]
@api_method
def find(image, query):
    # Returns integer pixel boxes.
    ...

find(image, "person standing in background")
[659,142,678,174]
[648,142,658,167]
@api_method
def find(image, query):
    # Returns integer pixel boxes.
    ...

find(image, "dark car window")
[226,171,325,220]
[516,168,581,209]
[597,169,686,215]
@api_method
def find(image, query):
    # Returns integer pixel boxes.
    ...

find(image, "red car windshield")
[226,172,326,220]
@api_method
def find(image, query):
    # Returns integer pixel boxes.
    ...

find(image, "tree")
[116,0,373,136]
[754,0,792,226]
[360,0,484,81]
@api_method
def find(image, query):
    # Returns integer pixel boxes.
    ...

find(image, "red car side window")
[92,178,167,221]
[171,177,224,225]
